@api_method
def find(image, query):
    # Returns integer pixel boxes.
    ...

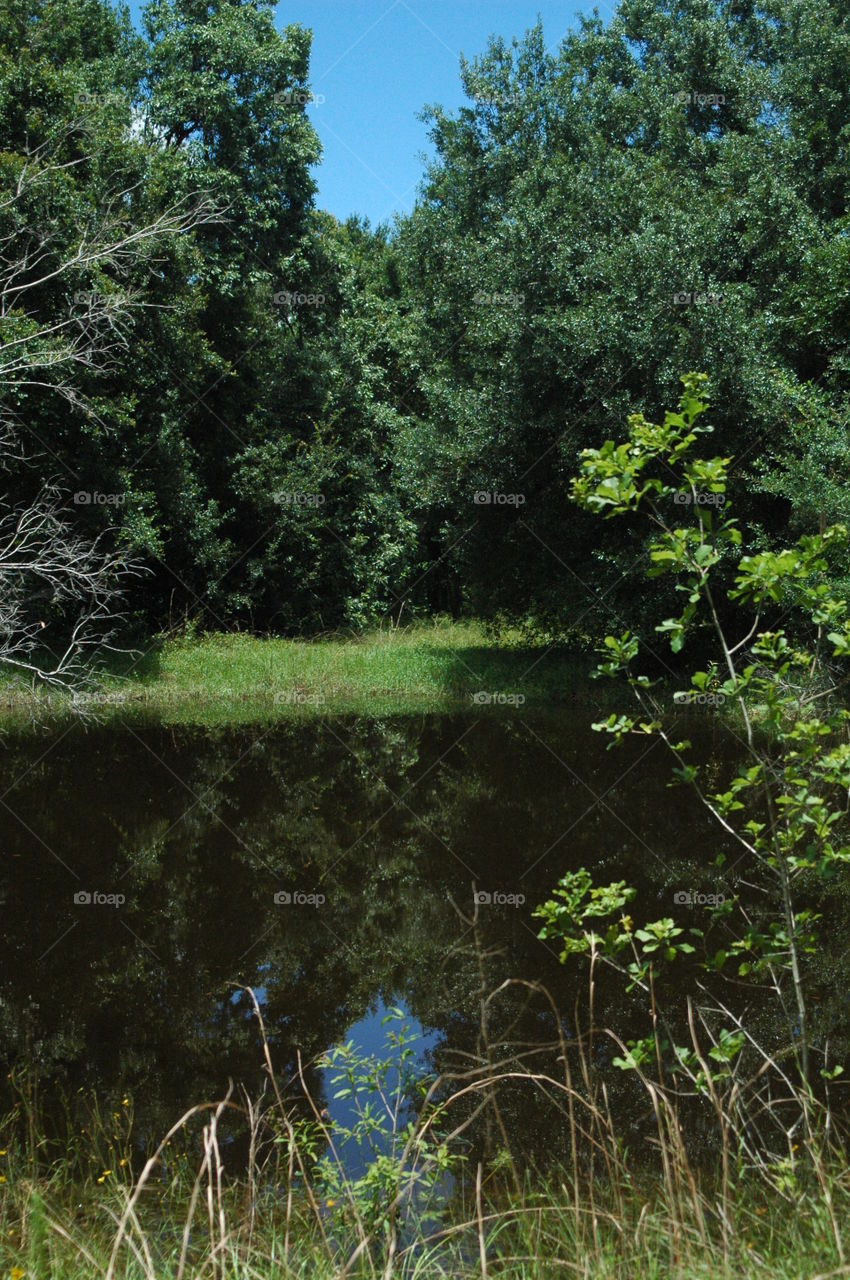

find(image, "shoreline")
[0,622,612,726]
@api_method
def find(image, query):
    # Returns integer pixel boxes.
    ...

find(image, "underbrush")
[1,990,848,1279]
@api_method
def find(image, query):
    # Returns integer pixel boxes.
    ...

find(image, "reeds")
[1,975,848,1279]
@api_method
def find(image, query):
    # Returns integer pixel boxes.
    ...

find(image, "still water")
[0,710,743,1163]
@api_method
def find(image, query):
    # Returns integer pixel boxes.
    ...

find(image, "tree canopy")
[1,0,848,666]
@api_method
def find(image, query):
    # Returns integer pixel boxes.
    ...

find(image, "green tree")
[395,0,850,637]
[538,375,850,1133]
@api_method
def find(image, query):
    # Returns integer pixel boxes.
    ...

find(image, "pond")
[0,708,784,1168]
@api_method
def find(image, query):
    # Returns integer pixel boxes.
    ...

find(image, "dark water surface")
[0,710,748,1163]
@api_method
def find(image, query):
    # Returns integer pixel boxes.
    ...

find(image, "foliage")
[395,0,850,633]
[3,0,850,655]
[309,1011,457,1243]
[2,1002,850,1278]
[537,374,850,1120]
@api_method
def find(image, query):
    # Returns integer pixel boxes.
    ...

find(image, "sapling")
[536,374,850,1119]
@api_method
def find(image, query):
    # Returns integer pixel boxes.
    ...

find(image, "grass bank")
[0,621,609,725]
[2,1155,846,1279]
[3,996,848,1280]
[2,1064,847,1280]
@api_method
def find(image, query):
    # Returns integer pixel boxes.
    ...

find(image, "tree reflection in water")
[1,711,822,1168]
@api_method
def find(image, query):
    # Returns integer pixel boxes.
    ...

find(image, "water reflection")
[0,711,782,1162]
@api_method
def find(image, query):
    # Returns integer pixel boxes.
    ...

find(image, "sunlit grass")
[0,620,609,724]
[3,994,848,1279]
[1,1139,847,1279]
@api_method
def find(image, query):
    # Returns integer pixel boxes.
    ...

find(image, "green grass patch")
[1,1124,847,1279]
[0,621,610,725]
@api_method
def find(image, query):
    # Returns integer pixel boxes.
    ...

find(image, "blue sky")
[128,1,601,225]
[285,1,594,226]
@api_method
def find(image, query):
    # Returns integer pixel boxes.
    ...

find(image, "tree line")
[1,0,848,677]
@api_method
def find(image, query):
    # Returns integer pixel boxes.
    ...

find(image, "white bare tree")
[0,119,217,404]
[0,116,220,687]
[0,468,140,687]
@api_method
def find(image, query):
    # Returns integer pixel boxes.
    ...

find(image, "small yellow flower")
[11,1267,26,1280]
[0,1149,7,1156]
[0,1175,7,1184]
[119,1159,128,1167]
[121,1098,130,1107]
[96,1169,113,1184]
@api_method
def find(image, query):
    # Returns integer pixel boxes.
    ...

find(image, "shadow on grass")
[417,643,600,704]
[0,624,621,727]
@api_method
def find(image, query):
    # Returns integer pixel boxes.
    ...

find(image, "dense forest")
[5,4,850,1273]
[1,0,848,669]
